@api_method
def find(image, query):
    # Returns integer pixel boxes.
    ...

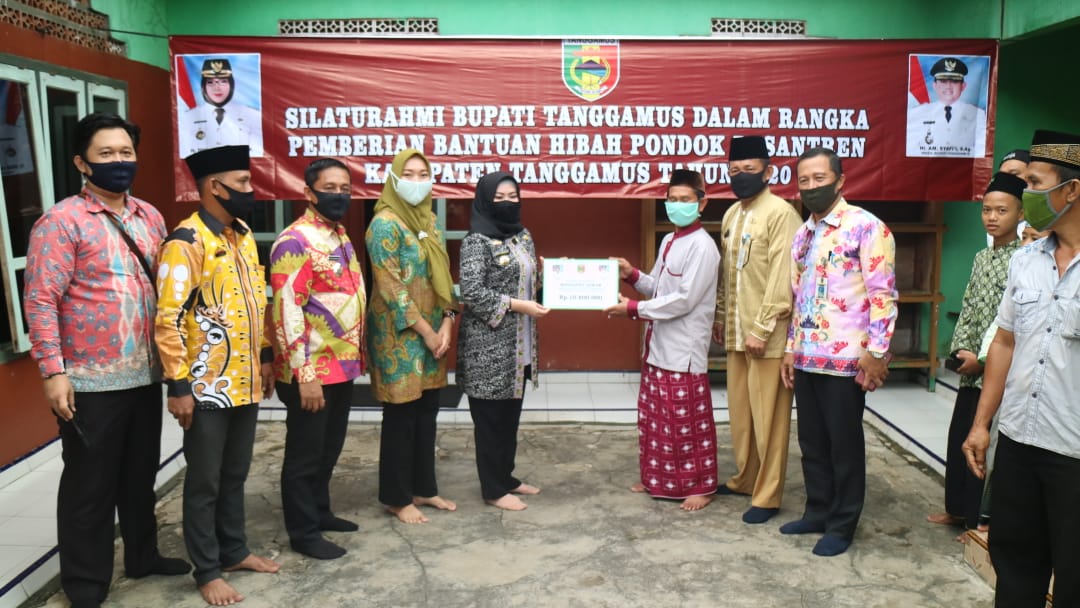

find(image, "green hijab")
[374,149,454,309]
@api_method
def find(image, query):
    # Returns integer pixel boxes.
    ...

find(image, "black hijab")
[470,171,524,239]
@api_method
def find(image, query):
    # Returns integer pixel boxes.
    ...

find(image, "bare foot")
[386,504,429,524]
[511,483,541,495]
[956,532,971,544]
[413,495,457,511]
[681,495,714,511]
[977,523,989,532]
[927,512,964,526]
[629,483,647,493]
[223,554,279,574]
[199,578,244,606]
[487,494,528,511]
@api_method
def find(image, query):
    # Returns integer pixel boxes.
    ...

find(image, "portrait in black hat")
[930,57,968,81]
[176,53,265,159]
[906,54,990,159]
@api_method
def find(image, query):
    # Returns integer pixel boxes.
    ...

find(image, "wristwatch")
[443,310,457,320]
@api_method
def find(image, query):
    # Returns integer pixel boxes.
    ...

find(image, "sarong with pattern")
[637,363,719,498]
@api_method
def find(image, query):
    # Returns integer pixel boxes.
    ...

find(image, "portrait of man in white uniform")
[176,55,264,158]
[906,55,990,159]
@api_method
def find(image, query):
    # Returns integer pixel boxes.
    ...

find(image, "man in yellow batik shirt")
[713,136,802,525]
[155,145,280,606]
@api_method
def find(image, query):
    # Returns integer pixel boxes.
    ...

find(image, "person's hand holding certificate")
[541,258,619,310]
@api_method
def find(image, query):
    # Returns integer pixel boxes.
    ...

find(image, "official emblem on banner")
[562,39,620,102]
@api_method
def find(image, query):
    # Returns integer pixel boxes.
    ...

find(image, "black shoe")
[127,555,191,578]
[779,518,826,535]
[70,600,102,608]
[742,506,780,524]
[715,485,749,496]
[291,537,347,560]
[319,515,359,532]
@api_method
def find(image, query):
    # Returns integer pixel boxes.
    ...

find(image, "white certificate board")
[541,258,619,310]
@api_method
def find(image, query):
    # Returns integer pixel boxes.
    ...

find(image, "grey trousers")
[182,404,259,586]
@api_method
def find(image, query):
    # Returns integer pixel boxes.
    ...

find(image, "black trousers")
[469,397,524,500]
[58,384,163,603]
[944,386,984,529]
[378,390,440,507]
[278,380,352,543]
[989,433,1080,608]
[182,404,258,586]
[793,370,867,541]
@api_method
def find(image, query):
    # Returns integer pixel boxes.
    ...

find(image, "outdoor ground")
[37,422,992,607]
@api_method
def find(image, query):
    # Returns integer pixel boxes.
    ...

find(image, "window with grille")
[711,18,807,38]
[279,18,438,37]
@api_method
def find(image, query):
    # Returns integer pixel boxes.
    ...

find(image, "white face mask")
[389,170,433,207]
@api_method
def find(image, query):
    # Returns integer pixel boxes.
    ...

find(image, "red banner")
[169,37,998,202]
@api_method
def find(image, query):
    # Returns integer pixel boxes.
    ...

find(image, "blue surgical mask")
[1022,180,1074,232]
[388,170,433,206]
[664,201,700,227]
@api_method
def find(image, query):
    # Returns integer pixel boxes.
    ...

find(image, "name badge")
[815,276,828,302]
[736,234,751,269]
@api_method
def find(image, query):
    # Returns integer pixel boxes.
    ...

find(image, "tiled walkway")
[0,370,962,608]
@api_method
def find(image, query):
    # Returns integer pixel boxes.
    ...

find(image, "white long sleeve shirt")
[627,222,721,374]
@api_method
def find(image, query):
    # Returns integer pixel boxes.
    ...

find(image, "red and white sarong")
[637,363,718,498]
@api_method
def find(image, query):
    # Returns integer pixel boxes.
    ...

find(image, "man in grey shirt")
[964,129,1080,608]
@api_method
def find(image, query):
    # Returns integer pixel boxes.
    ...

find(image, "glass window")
[0,80,45,260]
[92,96,120,115]
[0,65,127,353]
[45,87,82,205]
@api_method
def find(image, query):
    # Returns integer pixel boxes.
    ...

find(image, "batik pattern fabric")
[457,229,540,400]
[787,198,898,376]
[155,209,269,409]
[637,363,719,499]
[270,209,366,385]
[24,189,166,391]
[365,209,452,404]
[950,239,1020,388]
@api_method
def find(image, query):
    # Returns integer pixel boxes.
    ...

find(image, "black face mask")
[800,182,840,214]
[730,170,768,200]
[491,202,521,226]
[213,180,256,221]
[312,191,350,222]
[84,160,137,194]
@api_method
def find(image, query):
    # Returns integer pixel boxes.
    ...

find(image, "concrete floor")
[37,421,992,608]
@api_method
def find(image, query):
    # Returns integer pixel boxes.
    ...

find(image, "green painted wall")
[936,22,1080,356]
[92,0,169,69]
[163,0,999,39]
[1003,0,1080,39]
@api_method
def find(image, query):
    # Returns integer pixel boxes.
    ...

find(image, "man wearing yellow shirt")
[156,145,280,606]
[713,136,802,524]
